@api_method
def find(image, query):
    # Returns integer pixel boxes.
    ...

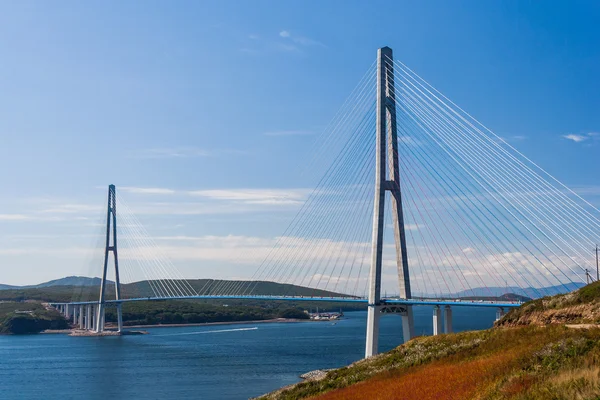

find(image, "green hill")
[0,303,68,334]
[0,279,350,303]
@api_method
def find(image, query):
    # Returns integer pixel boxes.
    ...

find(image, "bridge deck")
[52,295,522,308]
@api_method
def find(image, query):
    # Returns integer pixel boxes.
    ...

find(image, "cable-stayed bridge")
[51,47,600,358]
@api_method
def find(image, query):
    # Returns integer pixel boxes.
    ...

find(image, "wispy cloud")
[572,185,600,197]
[563,134,588,143]
[0,214,31,221]
[562,132,598,144]
[40,204,103,214]
[240,30,325,55]
[189,188,310,205]
[132,147,247,159]
[263,130,314,137]
[121,187,177,195]
[279,30,326,48]
[132,147,211,159]
[398,136,421,146]
[116,187,311,206]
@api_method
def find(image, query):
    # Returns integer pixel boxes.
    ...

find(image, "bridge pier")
[402,306,414,342]
[365,305,381,357]
[91,304,97,331]
[443,305,453,334]
[95,305,105,333]
[73,306,78,325]
[78,305,84,329]
[116,303,123,332]
[433,305,443,335]
[495,307,506,321]
[85,305,92,330]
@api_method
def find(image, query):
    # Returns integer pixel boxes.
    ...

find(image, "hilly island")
[0,277,358,334]
[260,281,600,400]
[0,276,529,335]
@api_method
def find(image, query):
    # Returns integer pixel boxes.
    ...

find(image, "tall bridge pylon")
[96,184,123,332]
[366,46,414,358]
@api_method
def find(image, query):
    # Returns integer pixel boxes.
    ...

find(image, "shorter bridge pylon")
[96,184,123,332]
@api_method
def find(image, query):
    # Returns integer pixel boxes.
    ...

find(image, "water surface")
[0,307,497,400]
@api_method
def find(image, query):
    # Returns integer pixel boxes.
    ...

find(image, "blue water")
[0,307,496,400]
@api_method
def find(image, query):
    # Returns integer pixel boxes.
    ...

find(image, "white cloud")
[121,187,177,195]
[189,188,310,205]
[572,186,600,197]
[562,132,598,143]
[404,224,424,231]
[0,214,30,221]
[563,134,588,143]
[41,203,103,214]
[263,130,314,137]
[132,147,211,159]
[278,30,326,48]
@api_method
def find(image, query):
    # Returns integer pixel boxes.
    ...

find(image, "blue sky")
[0,1,598,287]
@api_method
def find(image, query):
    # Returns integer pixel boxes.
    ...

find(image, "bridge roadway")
[51,295,523,308]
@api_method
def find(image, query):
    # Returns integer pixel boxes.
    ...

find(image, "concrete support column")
[116,303,123,332]
[402,306,414,342]
[65,304,70,319]
[495,307,505,322]
[73,306,77,325]
[78,305,84,329]
[365,305,381,357]
[86,305,92,330]
[92,305,97,332]
[433,306,443,335]
[443,305,453,334]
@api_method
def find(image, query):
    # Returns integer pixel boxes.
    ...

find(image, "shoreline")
[124,318,309,329]
[42,318,311,334]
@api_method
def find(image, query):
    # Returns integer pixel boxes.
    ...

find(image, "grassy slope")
[261,282,600,400]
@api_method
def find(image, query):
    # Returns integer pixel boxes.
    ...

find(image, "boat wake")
[155,327,258,337]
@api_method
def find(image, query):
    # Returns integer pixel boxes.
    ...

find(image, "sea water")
[0,307,497,400]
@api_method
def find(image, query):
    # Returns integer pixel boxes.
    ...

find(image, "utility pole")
[586,268,590,285]
[596,245,600,282]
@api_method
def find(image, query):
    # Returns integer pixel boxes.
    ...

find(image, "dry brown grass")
[310,350,519,400]
[261,325,600,400]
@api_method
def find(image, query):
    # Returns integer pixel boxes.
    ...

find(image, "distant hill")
[0,276,110,291]
[0,276,585,302]
[0,278,351,303]
[0,284,19,290]
[421,283,585,299]
[32,276,108,288]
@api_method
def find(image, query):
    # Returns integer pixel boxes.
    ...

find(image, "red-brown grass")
[311,350,518,400]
